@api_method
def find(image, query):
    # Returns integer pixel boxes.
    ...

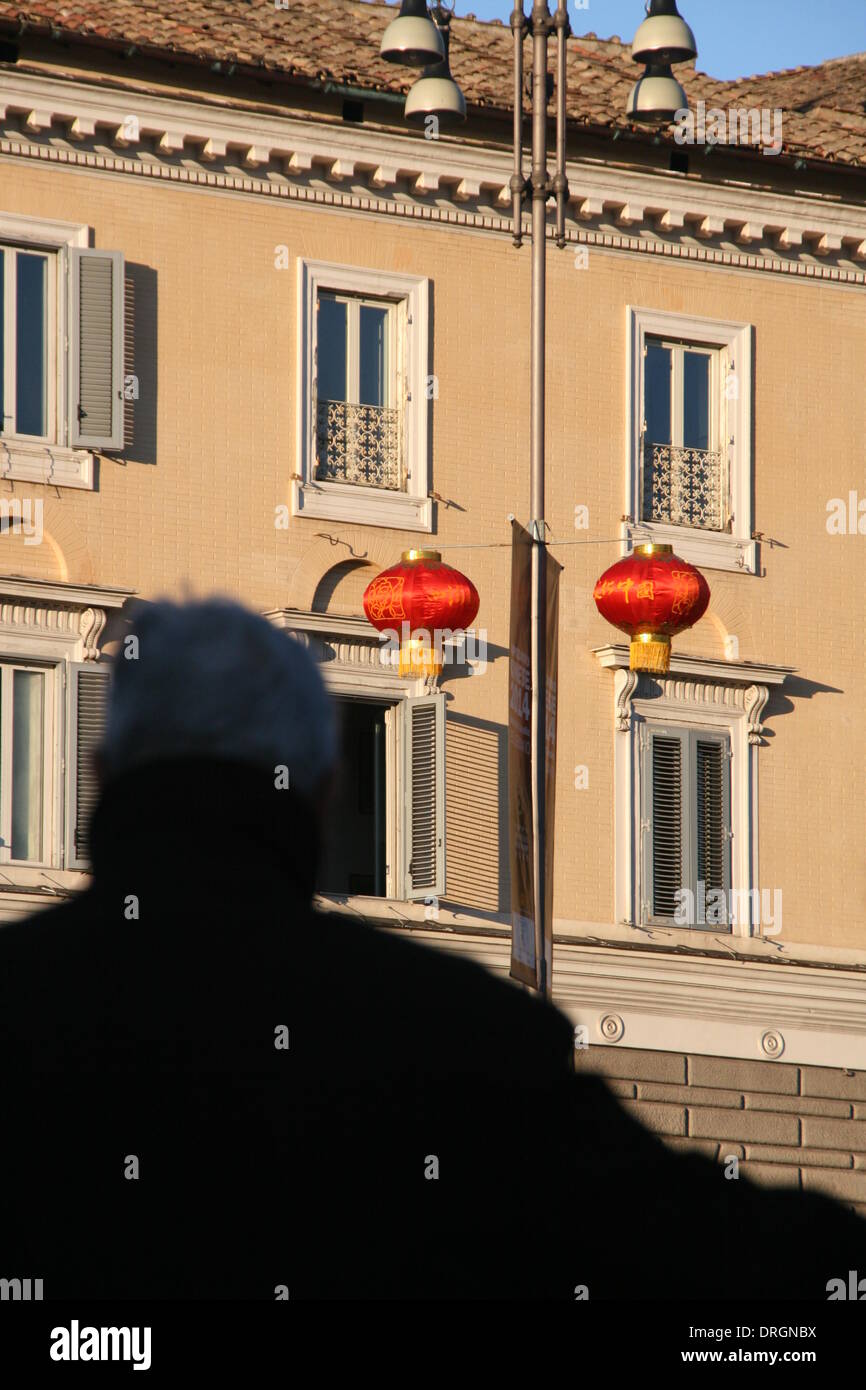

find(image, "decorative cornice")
[0,575,134,608]
[2,71,865,286]
[0,601,81,636]
[266,605,389,668]
[0,578,132,660]
[265,607,376,640]
[605,651,787,737]
[595,645,793,685]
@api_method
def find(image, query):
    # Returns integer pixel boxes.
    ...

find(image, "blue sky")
[451,1,866,80]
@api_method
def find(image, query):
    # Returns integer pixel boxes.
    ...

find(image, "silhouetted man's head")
[99,597,337,805]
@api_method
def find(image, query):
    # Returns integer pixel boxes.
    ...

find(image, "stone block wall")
[573,1045,866,1218]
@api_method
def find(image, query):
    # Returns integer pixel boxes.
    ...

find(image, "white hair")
[101,598,337,795]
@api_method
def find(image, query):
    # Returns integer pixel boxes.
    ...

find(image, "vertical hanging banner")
[508,521,536,986]
[508,520,561,992]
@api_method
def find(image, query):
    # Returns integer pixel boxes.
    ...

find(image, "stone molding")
[0,575,134,661]
[1,71,865,286]
[596,645,792,737]
[319,907,866,1068]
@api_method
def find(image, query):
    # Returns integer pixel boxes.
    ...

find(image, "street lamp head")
[631,0,697,67]
[404,10,466,126]
[380,0,446,68]
[404,70,467,125]
[626,63,688,124]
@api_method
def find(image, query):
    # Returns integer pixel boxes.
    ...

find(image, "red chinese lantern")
[363,549,480,677]
[593,543,710,673]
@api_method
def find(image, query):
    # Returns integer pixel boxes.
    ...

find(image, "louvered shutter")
[641,725,732,927]
[68,248,125,449]
[647,730,686,921]
[67,663,111,868]
[401,694,445,900]
[695,735,732,913]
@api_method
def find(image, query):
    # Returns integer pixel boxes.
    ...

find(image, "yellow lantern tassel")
[398,637,443,679]
[630,632,671,673]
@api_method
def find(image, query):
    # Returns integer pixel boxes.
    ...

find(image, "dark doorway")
[317,699,388,896]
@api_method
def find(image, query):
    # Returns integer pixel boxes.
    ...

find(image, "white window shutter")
[67,663,111,868]
[68,248,125,449]
[401,694,445,900]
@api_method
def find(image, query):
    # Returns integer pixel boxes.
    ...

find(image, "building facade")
[1,1,865,1213]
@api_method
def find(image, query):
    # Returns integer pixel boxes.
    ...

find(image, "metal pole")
[510,4,526,247]
[554,0,570,248]
[529,0,550,996]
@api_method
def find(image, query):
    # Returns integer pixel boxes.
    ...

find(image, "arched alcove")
[312,559,375,615]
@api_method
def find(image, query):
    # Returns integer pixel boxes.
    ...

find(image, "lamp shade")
[593,543,710,672]
[380,0,445,67]
[405,72,467,124]
[631,1,697,66]
[404,16,466,125]
[626,64,688,124]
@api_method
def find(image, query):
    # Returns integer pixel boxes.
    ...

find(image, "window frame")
[643,336,720,453]
[317,692,397,899]
[268,612,448,905]
[295,259,432,532]
[316,290,399,411]
[0,657,60,869]
[606,663,766,940]
[625,306,755,574]
[315,685,446,903]
[640,721,733,930]
[1,245,58,444]
[0,212,93,488]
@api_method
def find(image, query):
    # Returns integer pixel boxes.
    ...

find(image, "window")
[296,260,432,531]
[0,657,112,869]
[599,650,784,941]
[318,698,389,894]
[315,292,401,490]
[626,307,755,574]
[268,611,446,902]
[0,213,126,489]
[0,580,128,892]
[0,246,55,440]
[0,664,52,863]
[316,691,445,900]
[643,337,724,531]
[641,724,731,929]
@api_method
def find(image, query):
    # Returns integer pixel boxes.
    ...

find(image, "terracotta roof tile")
[0,0,863,167]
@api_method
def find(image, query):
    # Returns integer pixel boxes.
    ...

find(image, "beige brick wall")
[575,1044,866,1217]
[1,152,864,948]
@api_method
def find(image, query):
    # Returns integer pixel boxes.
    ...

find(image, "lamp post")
[379,1,698,993]
[514,1,570,998]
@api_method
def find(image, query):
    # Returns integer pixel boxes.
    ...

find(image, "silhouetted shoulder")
[308,908,574,1077]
